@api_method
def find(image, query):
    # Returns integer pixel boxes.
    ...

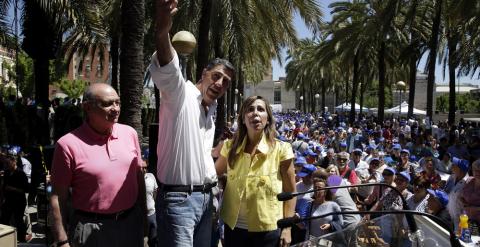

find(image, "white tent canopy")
[335,102,369,112]
[385,101,426,115]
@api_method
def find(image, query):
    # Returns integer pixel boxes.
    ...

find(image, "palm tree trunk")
[407,51,417,119]
[34,58,51,144]
[321,78,326,112]
[377,41,387,123]
[119,0,144,138]
[213,30,225,145]
[196,0,212,82]
[426,0,442,121]
[350,52,359,124]
[359,76,365,116]
[302,85,306,113]
[447,36,458,125]
[110,34,120,92]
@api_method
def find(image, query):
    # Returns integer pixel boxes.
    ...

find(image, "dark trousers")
[70,205,143,247]
[224,225,280,247]
[1,200,27,242]
[147,213,157,247]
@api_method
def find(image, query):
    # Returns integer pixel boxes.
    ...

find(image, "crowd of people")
[255,110,480,245]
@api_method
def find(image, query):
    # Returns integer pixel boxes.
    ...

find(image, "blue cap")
[142,148,149,160]
[305,149,318,157]
[7,146,21,156]
[340,142,347,148]
[315,146,323,152]
[297,133,305,140]
[401,149,410,155]
[383,156,395,165]
[396,171,411,183]
[294,156,307,166]
[277,135,287,142]
[297,164,317,177]
[383,166,396,175]
[452,157,469,173]
[353,148,363,154]
[427,189,449,207]
[393,144,401,150]
[409,155,418,162]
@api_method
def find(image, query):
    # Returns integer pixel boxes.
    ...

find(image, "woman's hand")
[320,223,331,231]
[279,227,291,247]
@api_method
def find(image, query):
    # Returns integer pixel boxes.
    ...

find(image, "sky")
[272,0,480,85]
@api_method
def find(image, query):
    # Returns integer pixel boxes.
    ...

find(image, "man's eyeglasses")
[337,158,347,162]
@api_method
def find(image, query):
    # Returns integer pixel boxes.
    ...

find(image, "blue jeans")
[156,189,213,247]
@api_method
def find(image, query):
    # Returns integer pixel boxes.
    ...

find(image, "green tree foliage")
[53,78,88,99]
[17,51,35,98]
[435,93,480,113]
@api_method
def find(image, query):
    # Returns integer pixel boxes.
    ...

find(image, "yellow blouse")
[220,134,294,231]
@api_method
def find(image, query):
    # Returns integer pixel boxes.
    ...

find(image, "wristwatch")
[56,239,69,247]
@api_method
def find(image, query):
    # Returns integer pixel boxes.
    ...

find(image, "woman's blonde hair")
[227,96,276,168]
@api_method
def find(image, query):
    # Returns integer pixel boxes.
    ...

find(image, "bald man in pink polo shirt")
[50,83,146,247]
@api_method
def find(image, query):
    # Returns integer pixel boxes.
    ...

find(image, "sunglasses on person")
[337,158,348,162]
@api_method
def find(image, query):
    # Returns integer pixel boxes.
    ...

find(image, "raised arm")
[155,0,177,66]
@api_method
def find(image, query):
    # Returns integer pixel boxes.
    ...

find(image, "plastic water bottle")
[459,211,472,243]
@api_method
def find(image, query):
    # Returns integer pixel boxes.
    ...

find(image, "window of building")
[274,89,281,104]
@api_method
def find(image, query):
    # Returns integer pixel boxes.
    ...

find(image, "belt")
[75,206,135,220]
[160,182,217,193]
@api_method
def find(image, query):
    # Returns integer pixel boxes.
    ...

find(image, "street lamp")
[234,88,239,116]
[171,31,197,79]
[315,93,320,113]
[396,81,406,117]
[299,96,304,113]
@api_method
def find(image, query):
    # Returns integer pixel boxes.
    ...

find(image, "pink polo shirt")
[51,122,142,213]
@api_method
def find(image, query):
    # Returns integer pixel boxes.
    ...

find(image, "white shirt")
[144,173,158,216]
[150,52,217,185]
[21,157,32,184]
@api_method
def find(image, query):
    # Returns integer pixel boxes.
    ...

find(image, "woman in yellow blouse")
[215,96,296,247]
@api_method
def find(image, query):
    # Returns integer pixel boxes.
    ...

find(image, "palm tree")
[118,0,144,137]
[426,0,442,122]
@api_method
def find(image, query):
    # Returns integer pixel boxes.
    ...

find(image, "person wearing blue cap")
[367,171,412,245]
[391,143,402,162]
[361,166,396,210]
[291,164,317,244]
[426,189,451,224]
[396,149,418,184]
[294,156,308,174]
[444,157,470,232]
[304,149,318,165]
[292,133,308,154]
